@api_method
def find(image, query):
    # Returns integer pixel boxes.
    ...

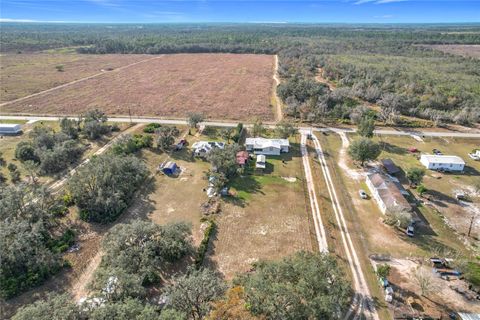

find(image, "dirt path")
[71,251,103,301]
[0,55,164,108]
[337,131,365,181]
[273,55,283,122]
[315,67,337,91]
[300,131,329,252]
[311,133,379,320]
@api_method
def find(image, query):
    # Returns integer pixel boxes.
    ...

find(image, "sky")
[0,0,479,24]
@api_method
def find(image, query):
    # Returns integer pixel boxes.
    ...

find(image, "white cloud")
[0,18,72,23]
[0,18,37,22]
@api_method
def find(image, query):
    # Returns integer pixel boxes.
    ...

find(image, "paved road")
[310,133,379,320]
[2,115,480,138]
[300,131,329,253]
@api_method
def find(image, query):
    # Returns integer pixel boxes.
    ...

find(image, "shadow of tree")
[380,142,407,155]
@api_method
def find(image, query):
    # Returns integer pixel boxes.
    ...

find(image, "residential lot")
[0,53,149,102]
[315,131,480,317]
[2,53,276,121]
[139,128,312,278]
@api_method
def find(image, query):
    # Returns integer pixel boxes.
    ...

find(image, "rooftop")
[0,123,21,128]
[420,154,465,165]
[246,137,289,149]
[367,173,411,212]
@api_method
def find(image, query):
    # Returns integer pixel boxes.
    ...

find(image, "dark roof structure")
[381,159,400,175]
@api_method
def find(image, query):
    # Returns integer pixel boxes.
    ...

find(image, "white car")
[359,190,368,199]
[406,225,414,237]
[468,153,480,161]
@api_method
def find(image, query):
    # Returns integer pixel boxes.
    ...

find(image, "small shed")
[236,151,249,166]
[0,123,22,134]
[162,161,177,175]
[256,155,266,170]
[381,159,400,175]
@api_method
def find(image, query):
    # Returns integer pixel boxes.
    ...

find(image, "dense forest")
[1,23,480,124]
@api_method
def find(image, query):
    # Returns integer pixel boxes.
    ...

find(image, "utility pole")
[468,214,476,237]
[128,107,132,126]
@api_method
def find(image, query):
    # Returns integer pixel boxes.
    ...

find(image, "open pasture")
[424,44,480,59]
[0,53,149,103]
[1,53,276,121]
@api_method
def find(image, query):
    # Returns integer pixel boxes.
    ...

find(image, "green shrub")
[464,262,480,288]
[50,204,68,217]
[47,229,75,253]
[143,123,161,133]
[195,220,216,269]
[62,192,74,206]
[376,264,391,279]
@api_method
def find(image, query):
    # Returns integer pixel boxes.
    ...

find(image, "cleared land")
[0,53,150,102]
[1,53,276,121]
[425,44,480,59]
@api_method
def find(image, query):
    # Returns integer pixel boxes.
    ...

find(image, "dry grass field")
[424,44,480,58]
[1,53,276,121]
[0,53,149,102]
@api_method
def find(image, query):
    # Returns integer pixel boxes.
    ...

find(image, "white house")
[245,138,289,156]
[0,123,22,134]
[366,173,411,214]
[191,141,224,157]
[420,154,465,172]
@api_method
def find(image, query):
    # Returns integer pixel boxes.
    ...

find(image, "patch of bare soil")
[424,45,480,59]
[3,53,275,121]
[377,258,480,318]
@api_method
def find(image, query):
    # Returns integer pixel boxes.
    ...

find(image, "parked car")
[455,193,468,201]
[406,224,415,237]
[468,153,480,161]
[359,190,368,199]
[432,148,443,155]
[175,139,187,151]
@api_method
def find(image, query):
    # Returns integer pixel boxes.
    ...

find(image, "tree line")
[1,23,479,125]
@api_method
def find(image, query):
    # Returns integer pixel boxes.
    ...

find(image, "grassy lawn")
[210,137,313,278]
[136,128,313,278]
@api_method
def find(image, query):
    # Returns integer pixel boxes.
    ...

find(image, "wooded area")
[2,23,479,124]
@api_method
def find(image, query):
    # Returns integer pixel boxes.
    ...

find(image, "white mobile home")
[420,154,465,172]
[366,173,411,214]
[245,138,289,156]
[0,123,22,134]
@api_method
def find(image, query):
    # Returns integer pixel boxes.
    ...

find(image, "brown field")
[424,44,480,59]
[0,53,150,102]
[1,53,276,121]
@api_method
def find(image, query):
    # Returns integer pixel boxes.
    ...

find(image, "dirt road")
[300,131,329,253]
[273,55,283,121]
[310,133,380,320]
